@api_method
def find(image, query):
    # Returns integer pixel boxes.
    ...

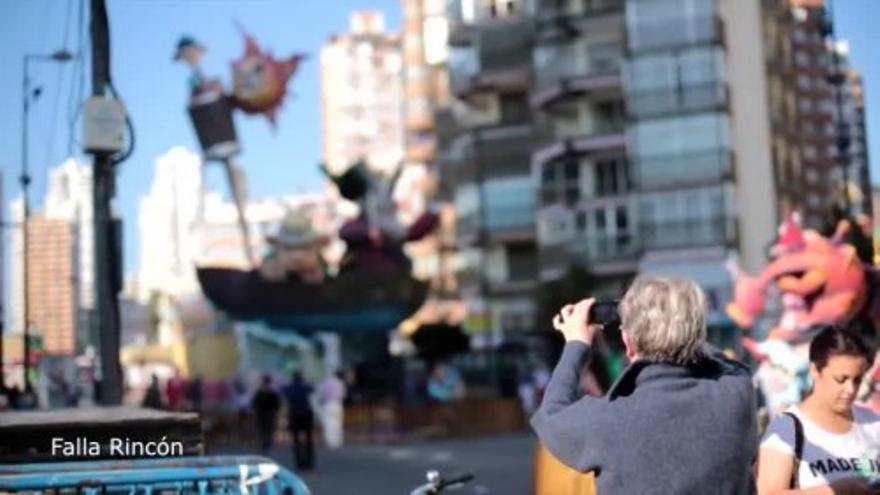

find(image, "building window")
[616,206,628,230]
[627,47,726,117]
[595,209,606,230]
[485,176,535,229]
[626,0,717,52]
[798,98,814,114]
[595,157,628,196]
[484,0,517,18]
[797,74,811,90]
[803,145,817,161]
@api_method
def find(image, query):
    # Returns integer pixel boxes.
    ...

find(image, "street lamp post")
[20,49,73,394]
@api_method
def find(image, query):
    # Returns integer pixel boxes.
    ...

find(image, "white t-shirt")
[761,405,880,488]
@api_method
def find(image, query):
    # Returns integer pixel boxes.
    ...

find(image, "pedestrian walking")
[142,374,163,409]
[757,326,880,493]
[282,372,315,470]
[251,374,282,454]
[317,371,347,449]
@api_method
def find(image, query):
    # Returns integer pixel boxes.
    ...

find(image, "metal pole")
[90,0,122,404]
[20,56,33,394]
[0,175,5,391]
[222,157,256,267]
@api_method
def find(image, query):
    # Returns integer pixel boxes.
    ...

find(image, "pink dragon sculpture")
[726,214,879,413]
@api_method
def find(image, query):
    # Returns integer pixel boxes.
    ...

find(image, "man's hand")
[552,298,602,345]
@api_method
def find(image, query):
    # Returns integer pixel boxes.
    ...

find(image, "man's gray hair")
[619,275,707,365]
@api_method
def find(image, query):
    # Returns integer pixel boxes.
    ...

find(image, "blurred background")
[0,0,878,491]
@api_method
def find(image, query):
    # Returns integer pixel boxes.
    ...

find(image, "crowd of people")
[246,371,348,470]
[532,275,880,494]
[138,368,349,470]
[140,370,207,412]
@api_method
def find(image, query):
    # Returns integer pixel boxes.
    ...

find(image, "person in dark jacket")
[282,372,315,470]
[531,275,758,495]
[251,374,282,454]
[142,374,164,409]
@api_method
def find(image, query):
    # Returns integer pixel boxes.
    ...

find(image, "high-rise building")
[625,0,774,316]
[438,0,871,339]
[530,0,630,290]
[401,0,458,299]
[137,146,342,302]
[441,0,537,346]
[42,158,94,350]
[26,215,76,355]
[137,147,204,301]
[321,11,405,175]
[834,48,872,217]
[762,1,872,227]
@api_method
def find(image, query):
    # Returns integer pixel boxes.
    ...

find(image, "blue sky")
[0,0,877,280]
[0,0,401,279]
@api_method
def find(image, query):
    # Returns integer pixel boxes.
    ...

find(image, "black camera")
[589,298,620,326]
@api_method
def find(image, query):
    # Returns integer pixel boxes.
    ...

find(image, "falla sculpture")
[726,213,879,413]
[196,159,439,333]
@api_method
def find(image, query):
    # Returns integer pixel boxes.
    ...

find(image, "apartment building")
[321,11,405,176]
[441,0,538,345]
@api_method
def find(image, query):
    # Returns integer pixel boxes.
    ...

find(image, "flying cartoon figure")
[174,28,306,266]
[231,28,306,126]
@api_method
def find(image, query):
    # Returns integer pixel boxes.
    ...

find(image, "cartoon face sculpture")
[231,33,305,125]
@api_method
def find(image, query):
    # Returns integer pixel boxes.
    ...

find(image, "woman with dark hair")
[757,326,880,494]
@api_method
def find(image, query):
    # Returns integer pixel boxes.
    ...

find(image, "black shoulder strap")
[782,412,804,489]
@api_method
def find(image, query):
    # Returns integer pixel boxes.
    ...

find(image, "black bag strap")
[783,412,804,489]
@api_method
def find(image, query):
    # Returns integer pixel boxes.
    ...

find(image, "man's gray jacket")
[531,341,757,494]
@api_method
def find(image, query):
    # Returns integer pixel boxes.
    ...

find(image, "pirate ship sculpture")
[196,162,439,332]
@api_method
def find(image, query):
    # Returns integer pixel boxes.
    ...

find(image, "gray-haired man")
[532,275,757,494]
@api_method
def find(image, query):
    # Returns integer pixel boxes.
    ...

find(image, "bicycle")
[409,470,475,495]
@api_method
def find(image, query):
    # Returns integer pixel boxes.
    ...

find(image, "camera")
[588,298,620,327]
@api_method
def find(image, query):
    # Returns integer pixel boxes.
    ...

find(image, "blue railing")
[0,456,310,494]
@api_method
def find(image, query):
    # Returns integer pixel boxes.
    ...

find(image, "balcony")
[454,245,538,296]
[449,21,532,98]
[538,234,640,276]
[456,183,537,245]
[628,15,723,54]
[532,44,623,109]
[634,148,733,190]
[640,217,735,251]
[532,115,625,166]
[446,0,475,45]
[443,125,533,186]
[627,81,728,119]
[531,0,625,40]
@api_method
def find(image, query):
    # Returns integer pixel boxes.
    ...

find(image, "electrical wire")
[107,82,136,167]
[40,0,75,186]
[66,0,87,157]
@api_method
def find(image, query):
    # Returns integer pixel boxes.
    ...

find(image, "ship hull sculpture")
[196,161,439,333]
[725,214,879,413]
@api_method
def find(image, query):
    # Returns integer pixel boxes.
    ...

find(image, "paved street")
[216,432,537,494]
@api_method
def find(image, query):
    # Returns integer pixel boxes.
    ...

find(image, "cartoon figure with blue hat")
[173,35,222,99]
